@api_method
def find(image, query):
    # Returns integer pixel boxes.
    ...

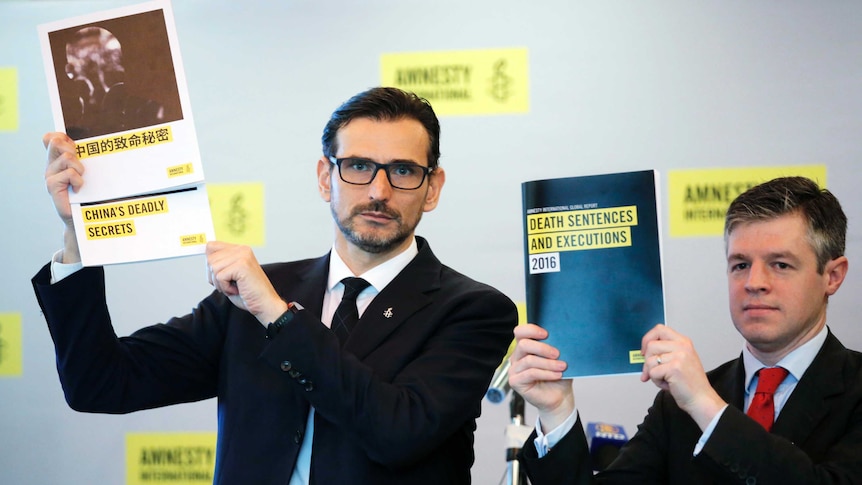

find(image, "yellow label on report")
[168,163,194,178]
[85,220,137,240]
[74,125,174,160]
[526,206,638,254]
[82,197,169,223]
[180,233,206,246]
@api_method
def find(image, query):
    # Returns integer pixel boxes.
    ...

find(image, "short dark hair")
[321,87,441,169]
[724,176,846,272]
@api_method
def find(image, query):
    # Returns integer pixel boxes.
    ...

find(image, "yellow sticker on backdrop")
[0,68,19,132]
[668,165,827,237]
[207,183,265,246]
[0,313,23,377]
[504,301,528,356]
[127,432,217,485]
[381,48,529,116]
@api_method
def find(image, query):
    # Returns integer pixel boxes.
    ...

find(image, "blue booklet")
[522,170,666,377]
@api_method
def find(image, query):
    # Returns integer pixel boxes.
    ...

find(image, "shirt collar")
[327,237,419,293]
[742,325,828,391]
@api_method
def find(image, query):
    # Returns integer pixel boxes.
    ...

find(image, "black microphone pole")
[506,392,528,485]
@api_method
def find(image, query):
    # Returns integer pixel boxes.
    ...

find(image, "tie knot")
[340,277,370,301]
[755,367,789,395]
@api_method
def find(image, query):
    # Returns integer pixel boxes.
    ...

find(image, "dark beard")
[333,200,417,254]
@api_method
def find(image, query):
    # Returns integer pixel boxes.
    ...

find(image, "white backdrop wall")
[1,1,860,484]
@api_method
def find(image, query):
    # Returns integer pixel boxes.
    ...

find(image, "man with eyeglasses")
[33,87,517,484]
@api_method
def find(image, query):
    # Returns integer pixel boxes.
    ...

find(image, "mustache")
[351,200,400,219]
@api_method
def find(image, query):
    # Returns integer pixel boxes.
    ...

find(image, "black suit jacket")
[32,237,517,484]
[519,331,862,484]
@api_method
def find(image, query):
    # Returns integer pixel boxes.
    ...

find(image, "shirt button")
[280,361,292,371]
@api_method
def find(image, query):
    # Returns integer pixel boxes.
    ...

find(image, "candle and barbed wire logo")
[226,193,248,236]
[489,59,513,102]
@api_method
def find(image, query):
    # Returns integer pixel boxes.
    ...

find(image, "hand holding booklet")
[521,170,667,378]
[38,0,215,266]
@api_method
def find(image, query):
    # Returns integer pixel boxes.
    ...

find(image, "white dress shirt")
[289,239,418,484]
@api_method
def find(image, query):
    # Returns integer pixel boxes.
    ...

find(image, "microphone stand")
[505,392,528,485]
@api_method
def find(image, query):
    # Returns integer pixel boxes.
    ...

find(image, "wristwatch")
[265,301,302,339]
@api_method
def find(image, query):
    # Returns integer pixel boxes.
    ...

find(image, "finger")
[206,241,240,275]
[207,244,259,297]
[45,167,83,195]
[509,353,567,383]
[206,261,215,288]
[509,365,566,389]
[641,344,676,378]
[44,134,80,169]
[43,131,73,151]
[511,336,561,362]
[46,150,83,175]
[513,323,548,341]
[511,349,567,376]
[640,323,669,352]
[641,323,689,357]
[205,240,229,256]
[207,255,239,296]
[641,353,670,386]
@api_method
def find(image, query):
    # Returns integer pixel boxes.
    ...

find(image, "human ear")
[316,157,332,202]
[824,255,849,296]
[423,166,446,212]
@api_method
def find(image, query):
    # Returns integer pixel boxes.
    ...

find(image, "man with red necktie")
[510,176,862,483]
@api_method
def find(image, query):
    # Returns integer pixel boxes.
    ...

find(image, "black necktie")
[332,277,370,346]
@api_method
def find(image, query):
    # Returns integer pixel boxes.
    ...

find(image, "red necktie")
[747,367,789,431]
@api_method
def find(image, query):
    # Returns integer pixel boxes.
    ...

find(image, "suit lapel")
[712,357,746,411]
[772,331,847,443]
[272,253,330,319]
[345,238,440,359]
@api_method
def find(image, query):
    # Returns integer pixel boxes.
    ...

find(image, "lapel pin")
[383,307,394,318]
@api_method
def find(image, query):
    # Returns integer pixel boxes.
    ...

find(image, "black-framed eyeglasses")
[328,156,434,190]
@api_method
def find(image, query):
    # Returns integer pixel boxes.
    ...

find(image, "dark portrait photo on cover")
[47,8,184,140]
